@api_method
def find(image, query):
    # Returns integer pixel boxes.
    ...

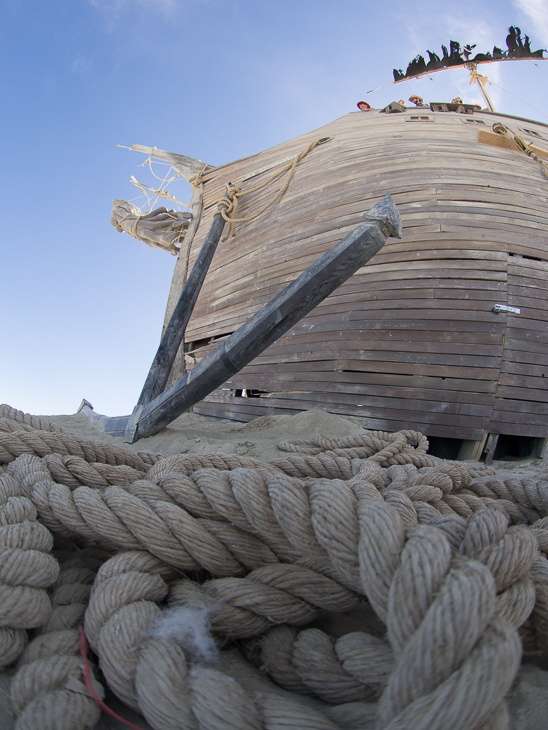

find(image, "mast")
[466,62,496,111]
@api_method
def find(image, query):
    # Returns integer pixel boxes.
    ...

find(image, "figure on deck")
[506,26,517,53]
[426,50,442,70]
[462,44,476,60]
[409,95,427,107]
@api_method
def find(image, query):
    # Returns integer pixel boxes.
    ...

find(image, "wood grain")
[160,108,548,447]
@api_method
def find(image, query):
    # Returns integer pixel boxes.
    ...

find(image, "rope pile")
[1,403,548,729]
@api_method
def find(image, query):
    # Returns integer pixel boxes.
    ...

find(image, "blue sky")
[2,0,547,417]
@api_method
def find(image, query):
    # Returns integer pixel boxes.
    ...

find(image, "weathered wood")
[532,438,547,458]
[123,109,548,446]
[192,397,487,440]
[477,129,548,159]
[135,196,229,409]
[483,433,500,465]
[127,195,402,441]
[458,431,490,461]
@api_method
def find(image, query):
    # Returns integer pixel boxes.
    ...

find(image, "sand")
[47,407,370,463]
[2,405,548,728]
[42,406,548,482]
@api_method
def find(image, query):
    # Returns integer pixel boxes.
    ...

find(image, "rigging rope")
[486,78,548,121]
[215,137,330,241]
[492,122,548,179]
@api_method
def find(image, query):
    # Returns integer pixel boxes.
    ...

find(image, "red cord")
[79,626,144,730]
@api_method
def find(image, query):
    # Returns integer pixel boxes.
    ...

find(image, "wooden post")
[458,431,490,461]
[135,195,229,408]
[123,194,402,442]
[483,433,499,465]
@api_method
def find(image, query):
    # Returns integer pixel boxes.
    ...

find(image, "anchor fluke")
[363,193,402,239]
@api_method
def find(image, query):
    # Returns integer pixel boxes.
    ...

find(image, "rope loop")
[214,137,330,240]
[493,122,548,179]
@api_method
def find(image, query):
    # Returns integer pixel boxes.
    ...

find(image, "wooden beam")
[458,430,490,461]
[477,129,548,159]
[126,194,402,442]
[133,195,229,410]
[483,433,499,464]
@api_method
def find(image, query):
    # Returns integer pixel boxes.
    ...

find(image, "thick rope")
[1,407,548,730]
[247,507,536,705]
[84,551,341,729]
[463,476,548,524]
[10,551,104,730]
[0,406,67,433]
[43,453,144,489]
[245,624,392,703]
[168,563,360,639]
[492,122,548,179]
[0,427,156,471]
[81,502,523,729]
[0,471,59,669]
[6,453,546,590]
[364,507,520,729]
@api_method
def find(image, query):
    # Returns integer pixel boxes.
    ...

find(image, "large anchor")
[97,194,402,442]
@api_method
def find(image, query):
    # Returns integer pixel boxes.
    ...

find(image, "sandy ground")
[2,405,548,728]
[48,407,372,463]
[43,406,548,482]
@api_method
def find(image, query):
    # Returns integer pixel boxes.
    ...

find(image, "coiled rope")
[1,403,547,730]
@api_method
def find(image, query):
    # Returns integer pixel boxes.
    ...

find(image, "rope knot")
[492,122,548,179]
[213,138,328,241]
[225,182,241,199]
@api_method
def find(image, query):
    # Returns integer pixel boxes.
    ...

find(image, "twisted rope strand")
[1,407,547,730]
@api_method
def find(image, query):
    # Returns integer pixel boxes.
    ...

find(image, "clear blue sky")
[2,0,547,417]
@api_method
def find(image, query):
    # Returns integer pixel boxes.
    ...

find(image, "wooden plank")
[216,392,488,427]
[189,276,506,326]
[291,326,503,345]
[505,318,548,335]
[155,110,548,443]
[477,128,548,160]
[257,345,502,369]
[194,396,486,440]
[500,350,548,367]
[501,361,548,377]
[495,385,548,402]
[490,422,548,438]
[268,390,492,418]
[270,333,503,356]
[498,372,548,390]
[346,308,504,324]
[130,198,401,440]
[489,409,548,426]
[483,434,499,465]
[459,431,489,461]
[226,376,496,406]
[230,369,498,395]
[504,330,548,346]
[336,359,499,380]
[192,234,509,294]
[491,398,548,416]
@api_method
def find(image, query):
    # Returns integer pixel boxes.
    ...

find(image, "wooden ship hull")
[162,107,548,457]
